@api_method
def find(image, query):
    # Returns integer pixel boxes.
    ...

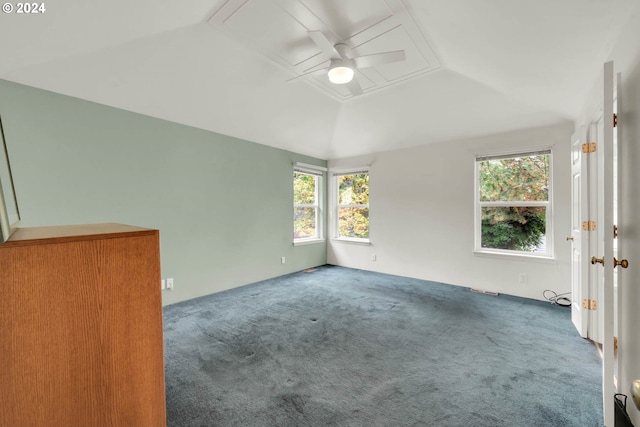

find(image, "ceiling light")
[328,63,354,84]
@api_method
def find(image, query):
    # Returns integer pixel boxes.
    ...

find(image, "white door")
[571,119,604,343]
[600,60,616,427]
[570,127,588,337]
[576,61,620,427]
[613,70,623,398]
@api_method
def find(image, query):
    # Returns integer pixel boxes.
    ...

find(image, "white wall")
[328,123,573,301]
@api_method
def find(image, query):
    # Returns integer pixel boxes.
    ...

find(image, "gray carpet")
[163,265,602,427]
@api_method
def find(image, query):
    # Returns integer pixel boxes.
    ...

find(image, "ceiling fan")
[289,30,406,96]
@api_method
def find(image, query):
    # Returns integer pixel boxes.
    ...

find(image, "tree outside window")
[294,171,320,240]
[476,151,551,255]
[336,172,369,240]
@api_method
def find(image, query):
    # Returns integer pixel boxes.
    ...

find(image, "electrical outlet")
[281,257,286,264]
[161,279,166,290]
[519,273,528,284]
[167,278,174,290]
[371,254,377,261]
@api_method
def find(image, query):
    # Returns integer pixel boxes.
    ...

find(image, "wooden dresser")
[0,223,166,427]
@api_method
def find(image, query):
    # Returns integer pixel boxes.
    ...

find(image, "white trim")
[473,250,556,263]
[479,201,549,207]
[476,148,552,162]
[293,238,325,246]
[331,167,370,176]
[294,170,324,243]
[294,162,327,176]
[474,149,554,257]
[474,146,553,161]
[330,169,371,241]
[332,237,371,245]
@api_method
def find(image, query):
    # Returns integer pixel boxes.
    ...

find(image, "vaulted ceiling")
[1,0,637,159]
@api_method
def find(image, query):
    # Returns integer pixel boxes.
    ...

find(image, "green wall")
[0,79,327,305]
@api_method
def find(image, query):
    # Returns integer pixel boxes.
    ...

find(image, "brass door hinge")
[614,113,618,128]
[582,142,597,153]
[582,221,596,231]
[583,299,597,310]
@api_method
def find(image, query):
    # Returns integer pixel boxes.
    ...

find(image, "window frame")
[474,149,553,259]
[332,168,370,244]
[293,163,326,246]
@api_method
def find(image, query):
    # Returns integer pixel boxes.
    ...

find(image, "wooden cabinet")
[0,224,166,427]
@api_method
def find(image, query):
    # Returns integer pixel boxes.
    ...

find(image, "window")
[475,150,552,257]
[293,163,325,244]
[334,170,369,242]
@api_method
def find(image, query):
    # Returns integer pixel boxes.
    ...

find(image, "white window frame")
[474,149,553,259]
[293,162,326,246]
[332,168,370,244]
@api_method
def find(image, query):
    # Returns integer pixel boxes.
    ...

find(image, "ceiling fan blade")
[352,50,406,69]
[345,78,363,96]
[287,67,329,83]
[308,31,340,59]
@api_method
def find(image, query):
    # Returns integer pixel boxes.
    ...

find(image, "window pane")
[294,173,316,205]
[294,207,317,239]
[338,207,369,239]
[338,174,369,205]
[479,155,549,202]
[481,206,546,252]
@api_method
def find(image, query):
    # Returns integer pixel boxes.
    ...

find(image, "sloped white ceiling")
[1,0,638,159]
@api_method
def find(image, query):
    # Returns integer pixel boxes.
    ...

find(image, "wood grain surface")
[0,225,165,427]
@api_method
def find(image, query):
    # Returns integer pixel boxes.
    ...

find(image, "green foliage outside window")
[294,172,318,239]
[481,206,546,251]
[338,174,369,239]
[479,155,549,252]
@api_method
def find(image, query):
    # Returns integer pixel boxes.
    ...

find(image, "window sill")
[331,237,371,246]
[473,250,556,264]
[293,238,325,246]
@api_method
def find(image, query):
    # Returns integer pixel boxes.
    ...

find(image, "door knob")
[566,236,574,241]
[633,380,640,410]
[590,256,629,268]
[614,257,629,269]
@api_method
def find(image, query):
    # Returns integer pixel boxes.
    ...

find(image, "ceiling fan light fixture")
[328,64,354,84]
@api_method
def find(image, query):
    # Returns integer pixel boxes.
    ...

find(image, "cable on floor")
[543,290,572,308]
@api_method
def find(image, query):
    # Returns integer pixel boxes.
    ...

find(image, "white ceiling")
[1,0,638,159]
[208,0,442,100]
